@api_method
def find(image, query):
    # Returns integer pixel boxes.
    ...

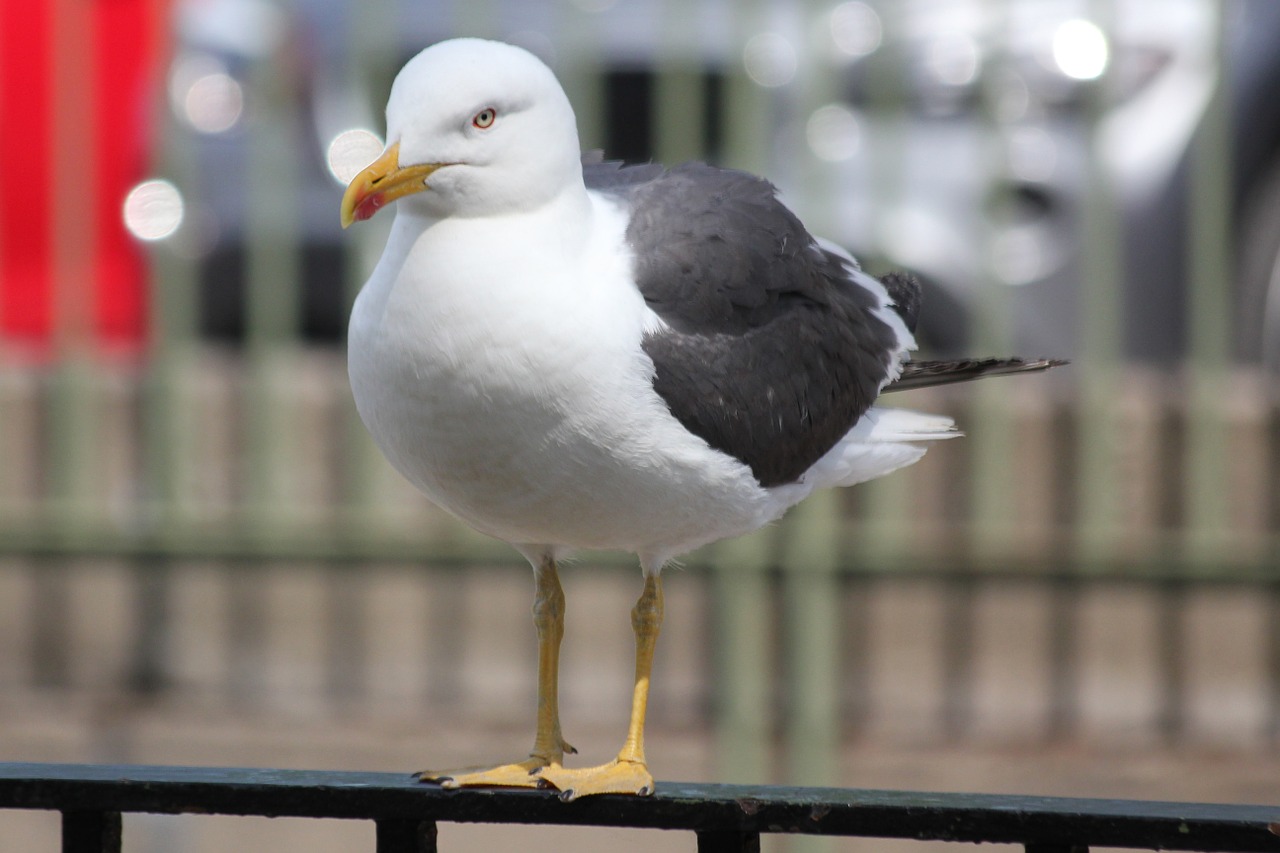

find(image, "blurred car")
[162,0,1280,369]
[819,0,1280,364]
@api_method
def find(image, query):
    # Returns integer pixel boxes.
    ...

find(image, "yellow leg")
[538,572,663,800]
[417,556,575,788]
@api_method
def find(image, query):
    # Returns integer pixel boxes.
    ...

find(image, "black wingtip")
[884,356,1068,393]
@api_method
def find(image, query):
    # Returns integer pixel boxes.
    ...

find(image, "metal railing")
[4,762,1280,853]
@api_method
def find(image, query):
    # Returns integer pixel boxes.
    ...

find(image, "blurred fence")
[2,0,1279,799]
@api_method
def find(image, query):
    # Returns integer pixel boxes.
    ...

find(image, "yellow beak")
[339,142,444,228]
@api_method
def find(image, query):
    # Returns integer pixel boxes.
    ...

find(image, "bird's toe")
[536,758,655,800]
[416,758,560,790]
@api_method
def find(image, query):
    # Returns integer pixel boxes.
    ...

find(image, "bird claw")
[418,754,654,801]
[416,757,561,790]
[536,758,655,801]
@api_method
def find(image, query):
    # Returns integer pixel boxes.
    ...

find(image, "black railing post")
[1025,844,1088,853]
[696,829,761,852]
[61,810,121,853]
[31,563,72,688]
[375,818,438,853]
[129,558,172,695]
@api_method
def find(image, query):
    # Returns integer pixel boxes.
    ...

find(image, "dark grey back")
[588,161,902,488]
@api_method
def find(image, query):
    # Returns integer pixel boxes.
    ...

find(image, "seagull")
[339,37,1061,800]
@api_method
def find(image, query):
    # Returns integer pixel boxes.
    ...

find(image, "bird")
[339,37,1061,800]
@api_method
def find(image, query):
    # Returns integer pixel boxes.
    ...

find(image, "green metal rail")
[4,762,1280,853]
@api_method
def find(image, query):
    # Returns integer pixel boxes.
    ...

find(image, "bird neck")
[395,175,595,254]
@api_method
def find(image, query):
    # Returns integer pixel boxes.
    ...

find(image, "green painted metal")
[6,762,1280,852]
[339,0,400,546]
[450,0,497,41]
[709,528,773,787]
[144,105,201,539]
[722,4,771,178]
[654,0,708,167]
[968,0,1022,558]
[557,5,607,157]
[1184,12,1234,565]
[779,492,841,793]
[849,0,935,570]
[243,51,303,541]
[1073,3,1128,569]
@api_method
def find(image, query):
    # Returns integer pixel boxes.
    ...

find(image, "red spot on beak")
[354,193,385,222]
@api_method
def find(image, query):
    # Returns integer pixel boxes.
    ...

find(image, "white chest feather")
[348,191,770,555]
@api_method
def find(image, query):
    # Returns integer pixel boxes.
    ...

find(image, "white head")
[340,38,583,225]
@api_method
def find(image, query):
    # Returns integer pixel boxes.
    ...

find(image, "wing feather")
[598,162,907,488]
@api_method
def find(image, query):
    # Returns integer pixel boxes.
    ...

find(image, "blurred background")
[4,0,1280,851]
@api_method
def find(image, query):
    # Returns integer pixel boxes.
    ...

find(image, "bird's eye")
[472,108,497,129]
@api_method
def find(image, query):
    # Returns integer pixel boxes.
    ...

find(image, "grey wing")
[614,162,907,488]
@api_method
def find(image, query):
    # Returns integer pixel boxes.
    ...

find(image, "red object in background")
[0,0,54,346]
[0,0,166,353]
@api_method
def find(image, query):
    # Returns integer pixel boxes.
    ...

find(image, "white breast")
[348,189,778,560]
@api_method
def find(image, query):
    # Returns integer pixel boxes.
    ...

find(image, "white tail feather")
[862,407,960,442]
[799,407,958,490]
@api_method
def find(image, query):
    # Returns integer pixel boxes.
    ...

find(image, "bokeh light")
[925,35,980,87]
[829,2,882,58]
[123,179,185,241]
[170,53,244,134]
[327,129,385,184]
[806,104,862,162]
[743,33,797,88]
[1053,18,1109,81]
[185,72,244,133]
